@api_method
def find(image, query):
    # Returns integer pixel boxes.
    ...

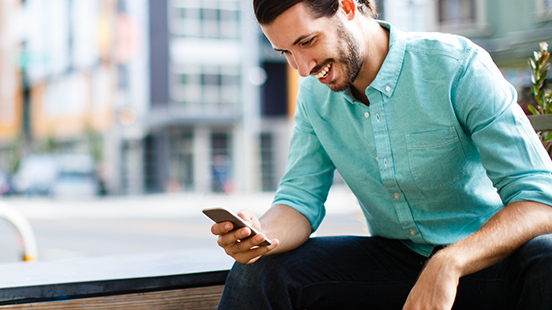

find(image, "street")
[0,187,367,263]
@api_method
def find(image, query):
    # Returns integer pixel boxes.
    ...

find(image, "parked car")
[12,154,58,196]
[50,154,100,198]
[12,153,100,198]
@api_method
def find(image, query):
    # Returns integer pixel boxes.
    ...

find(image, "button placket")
[368,92,417,237]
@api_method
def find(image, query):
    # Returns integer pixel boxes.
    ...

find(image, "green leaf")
[539,91,546,108]
[531,85,539,97]
[543,52,550,63]
[537,74,548,86]
[527,104,539,115]
[544,131,552,141]
[529,58,537,70]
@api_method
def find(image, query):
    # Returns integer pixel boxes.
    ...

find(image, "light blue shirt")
[272,22,552,257]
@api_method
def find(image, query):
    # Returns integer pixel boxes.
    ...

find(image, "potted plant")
[527,42,552,157]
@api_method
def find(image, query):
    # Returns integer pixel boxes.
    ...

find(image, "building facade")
[142,0,293,194]
[0,0,150,196]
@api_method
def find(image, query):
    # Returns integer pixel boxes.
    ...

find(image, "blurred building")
[0,0,20,154]
[0,0,150,196]
[0,0,296,195]
[143,0,292,194]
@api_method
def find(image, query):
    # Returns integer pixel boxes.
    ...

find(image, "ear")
[340,0,356,20]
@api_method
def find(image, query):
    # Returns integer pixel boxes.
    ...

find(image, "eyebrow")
[273,33,316,53]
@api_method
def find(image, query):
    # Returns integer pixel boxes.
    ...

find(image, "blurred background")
[0,0,550,262]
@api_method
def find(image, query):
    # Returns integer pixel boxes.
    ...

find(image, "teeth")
[315,63,331,79]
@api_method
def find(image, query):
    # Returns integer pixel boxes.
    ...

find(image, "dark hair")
[253,0,377,25]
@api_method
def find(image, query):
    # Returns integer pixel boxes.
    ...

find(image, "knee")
[514,234,552,282]
[508,234,552,306]
[518,234,552,263]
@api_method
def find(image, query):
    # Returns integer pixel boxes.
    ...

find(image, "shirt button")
[364,112,370,118]
[410,229,416,236]
[394,193,400,199]
[375,114,380,122]
[386,86,391,92]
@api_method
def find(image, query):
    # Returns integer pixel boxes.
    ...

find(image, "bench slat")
[0,285,224,310]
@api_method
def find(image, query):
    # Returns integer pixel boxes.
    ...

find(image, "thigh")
[257,236,426,309]
[454,234,552,310]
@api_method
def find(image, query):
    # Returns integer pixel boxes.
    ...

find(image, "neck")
[351,19,389,101]
[351,86,370,106]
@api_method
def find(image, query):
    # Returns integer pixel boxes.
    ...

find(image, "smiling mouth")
[314,63,332,79]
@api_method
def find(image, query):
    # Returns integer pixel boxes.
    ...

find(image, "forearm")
[260,204,312,255]
[436,200,552,277]
[404,201,552,309]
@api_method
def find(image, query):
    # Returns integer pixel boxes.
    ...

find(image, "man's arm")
[211,204,312,264]
[403,200,552,310]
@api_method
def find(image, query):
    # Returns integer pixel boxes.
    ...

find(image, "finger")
[229,233,278,257]
[211,221,234,235]
[233,238,280,264]
[237,209,255,222]
[217,227,251,248]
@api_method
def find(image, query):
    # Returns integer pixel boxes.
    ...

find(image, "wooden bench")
[0,248,233,309]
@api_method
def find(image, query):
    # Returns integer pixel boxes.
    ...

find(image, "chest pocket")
[406,127,467,191]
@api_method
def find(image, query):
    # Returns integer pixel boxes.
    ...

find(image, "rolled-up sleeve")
[272,91,335,232]
[454,47,552,207]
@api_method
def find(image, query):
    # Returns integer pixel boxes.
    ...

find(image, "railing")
[0,202,38,262]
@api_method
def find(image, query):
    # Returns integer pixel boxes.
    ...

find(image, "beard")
[327,21,364,92]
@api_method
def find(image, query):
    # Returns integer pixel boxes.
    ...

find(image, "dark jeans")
[217,234,552,310]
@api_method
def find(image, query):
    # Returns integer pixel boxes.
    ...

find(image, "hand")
[210,209,279,264]
[403,251,461,310]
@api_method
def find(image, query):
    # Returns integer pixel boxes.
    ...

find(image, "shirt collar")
[343,21,406,104]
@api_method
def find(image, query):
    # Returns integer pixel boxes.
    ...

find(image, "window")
[438,0,476,25]
[169,132,194,192]
[170,0,240,39]
[540,0,552,16]
[171,64,240,113]
[211,133,232,193]
[433,0,486,33]
[260,133,277,191]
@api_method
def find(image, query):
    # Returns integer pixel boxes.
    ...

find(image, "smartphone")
[202,207,272,246]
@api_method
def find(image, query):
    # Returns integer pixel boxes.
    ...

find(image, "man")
[211,0,552,309]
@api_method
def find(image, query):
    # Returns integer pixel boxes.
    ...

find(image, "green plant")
[529,42,552,115]
[528,42,552,154]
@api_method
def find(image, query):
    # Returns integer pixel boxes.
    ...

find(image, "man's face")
[261,2,364,92]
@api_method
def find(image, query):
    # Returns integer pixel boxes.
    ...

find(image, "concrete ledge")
[0,249,233,306]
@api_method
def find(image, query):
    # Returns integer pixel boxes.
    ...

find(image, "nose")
[287,52,315,77]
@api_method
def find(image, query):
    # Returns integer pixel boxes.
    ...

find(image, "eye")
[301,37,315,47]
[279,50,290,56]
